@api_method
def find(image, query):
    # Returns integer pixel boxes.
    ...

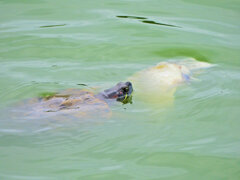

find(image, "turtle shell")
[13,89,112,120]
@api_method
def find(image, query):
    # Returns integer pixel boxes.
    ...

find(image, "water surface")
[0,0,240,179]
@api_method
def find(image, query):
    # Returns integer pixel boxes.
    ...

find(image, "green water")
[0,0,240,179]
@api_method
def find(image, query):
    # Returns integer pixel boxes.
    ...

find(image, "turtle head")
[103,82,133,104]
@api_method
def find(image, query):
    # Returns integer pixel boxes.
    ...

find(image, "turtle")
[13,81,133,120]
[128,58,214,104]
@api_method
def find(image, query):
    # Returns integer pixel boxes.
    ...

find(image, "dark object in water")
[142,20,180,28]
[40,24,66,28]
[116,15,147,20]
[77,83,88,86]
[116,15,180,28]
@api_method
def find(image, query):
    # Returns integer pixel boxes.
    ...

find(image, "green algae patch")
[38,92,57,99]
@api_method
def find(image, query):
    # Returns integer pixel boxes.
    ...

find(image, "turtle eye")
[122,87,129,93]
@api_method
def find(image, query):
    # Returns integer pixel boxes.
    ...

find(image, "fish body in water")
[129,58,213,104]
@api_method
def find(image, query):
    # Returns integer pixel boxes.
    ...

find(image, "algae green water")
[0,0,240,179]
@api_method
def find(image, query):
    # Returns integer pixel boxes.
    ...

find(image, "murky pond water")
[0,0,240,179]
